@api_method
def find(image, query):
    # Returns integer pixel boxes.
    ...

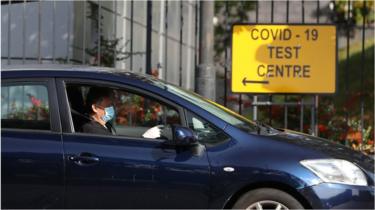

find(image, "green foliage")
[318,41,374,154]
[332,0,374,28]
[214,1,256,58]
[85,37,145,67]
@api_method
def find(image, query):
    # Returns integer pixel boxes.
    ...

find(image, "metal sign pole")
[224,1,229,107]
[269,0,274,126]
[300,0,305,133]
[252,0,259,121]
[284,0,289,129]
[360,0,367,150]
[315,0,321,136]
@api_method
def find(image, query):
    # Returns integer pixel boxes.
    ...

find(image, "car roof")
[1,64,124,73]
[1,64,169,93]
[0,64,150,79]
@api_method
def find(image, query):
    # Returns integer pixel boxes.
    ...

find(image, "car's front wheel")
[232,188,304,210]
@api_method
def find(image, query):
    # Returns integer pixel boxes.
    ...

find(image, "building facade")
[1,0,199,90]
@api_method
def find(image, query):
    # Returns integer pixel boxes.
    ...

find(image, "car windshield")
[144,76,258,133]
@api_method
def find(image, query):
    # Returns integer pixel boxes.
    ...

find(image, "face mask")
[101,106,115,123]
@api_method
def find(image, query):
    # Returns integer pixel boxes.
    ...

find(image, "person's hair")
[85,87,113,115]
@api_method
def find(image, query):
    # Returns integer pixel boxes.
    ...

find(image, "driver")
[82,87,162,138]
[81,87,116,135]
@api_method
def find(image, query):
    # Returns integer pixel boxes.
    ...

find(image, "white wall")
[1,1,74,64]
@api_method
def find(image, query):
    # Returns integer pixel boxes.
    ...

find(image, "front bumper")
[299,183,374,209]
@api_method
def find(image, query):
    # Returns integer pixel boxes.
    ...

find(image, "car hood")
[271,129,374,173]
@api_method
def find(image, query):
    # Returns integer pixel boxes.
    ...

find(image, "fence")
[1,0,374,146]
[1,0,199,90]
[220,0,373,147]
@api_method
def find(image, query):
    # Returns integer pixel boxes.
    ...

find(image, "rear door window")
[1,84,50,130]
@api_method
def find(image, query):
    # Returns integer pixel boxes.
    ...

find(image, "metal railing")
[221,0,372,142]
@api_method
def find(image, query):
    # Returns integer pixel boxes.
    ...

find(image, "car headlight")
[300,159,368,186]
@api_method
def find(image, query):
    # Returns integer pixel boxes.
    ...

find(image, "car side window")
[113,89,180,138]
[1,84,50,130]
[186,111,229,146]
[66,84,181,139]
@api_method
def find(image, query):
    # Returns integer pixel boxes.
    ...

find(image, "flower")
[31,96,42,107]
[27,94,42,107]
[318,124,328,133]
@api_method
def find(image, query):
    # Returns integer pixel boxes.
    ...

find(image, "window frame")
[184,109,231,147]
[1,78,61,133]
[56,78,187,141]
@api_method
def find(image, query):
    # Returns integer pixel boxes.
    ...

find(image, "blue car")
[2,65,374,209]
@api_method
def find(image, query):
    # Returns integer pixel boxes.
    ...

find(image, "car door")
[56,79,211,208]
[1,78,64,208]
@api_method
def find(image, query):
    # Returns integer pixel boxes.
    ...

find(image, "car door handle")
[68,153,100,166]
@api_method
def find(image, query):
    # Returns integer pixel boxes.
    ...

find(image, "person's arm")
[81,121,113,135]
[81,123,94,133]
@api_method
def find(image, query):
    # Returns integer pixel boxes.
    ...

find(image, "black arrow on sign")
[242,77,270,86]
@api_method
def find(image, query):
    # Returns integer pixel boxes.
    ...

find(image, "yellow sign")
[231,24,336,94]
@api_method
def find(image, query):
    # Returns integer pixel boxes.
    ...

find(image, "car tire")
[232,188,304,210]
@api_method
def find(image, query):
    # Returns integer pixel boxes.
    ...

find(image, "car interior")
[65,84,180,138]
[66,85,90,132]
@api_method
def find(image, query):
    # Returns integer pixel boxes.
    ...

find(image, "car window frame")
[183,109,231,147]
[56,78,187,141]
[1,78,62,133]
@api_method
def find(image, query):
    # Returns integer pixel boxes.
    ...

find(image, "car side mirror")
[163,125,198,147]
[174,125,198,146]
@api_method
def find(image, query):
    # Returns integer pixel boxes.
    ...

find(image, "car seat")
[66,86,90,132]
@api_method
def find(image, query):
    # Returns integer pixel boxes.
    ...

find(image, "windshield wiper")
[254,120,278,135]
[234,121,278,135]
[235,123,258,133]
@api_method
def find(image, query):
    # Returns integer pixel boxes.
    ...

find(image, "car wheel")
[232,188,304,210]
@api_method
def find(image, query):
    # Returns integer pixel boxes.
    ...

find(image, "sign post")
[231,24,336,94]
